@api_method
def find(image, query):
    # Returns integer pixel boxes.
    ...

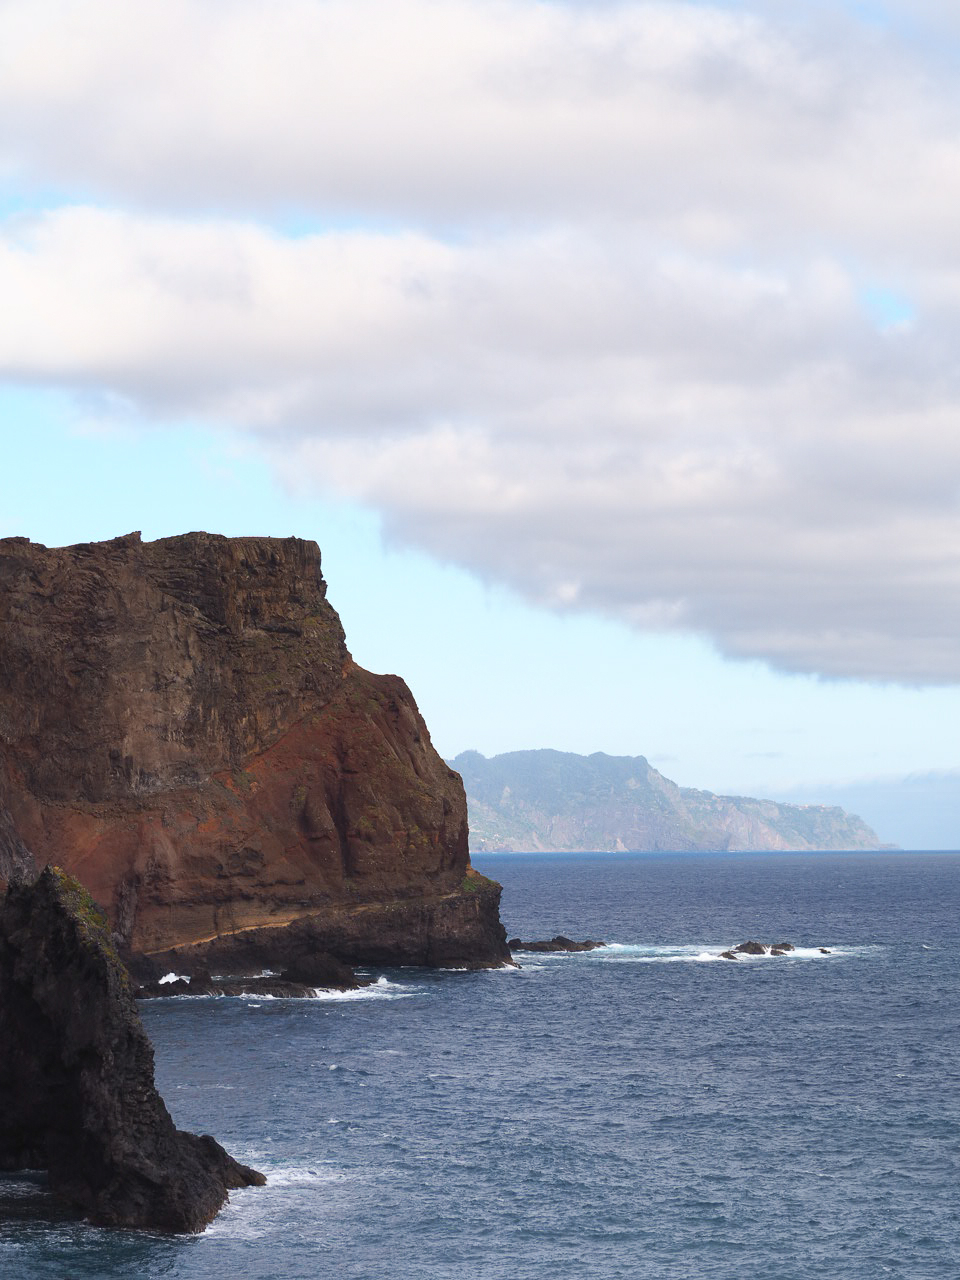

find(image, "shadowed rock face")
[0,867,264,1231]
[0,802,34,885]
[0,532,508,969]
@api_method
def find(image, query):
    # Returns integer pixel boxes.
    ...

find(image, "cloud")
[1,1,959,683]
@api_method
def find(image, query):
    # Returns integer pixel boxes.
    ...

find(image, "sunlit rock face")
[0,532,507,969]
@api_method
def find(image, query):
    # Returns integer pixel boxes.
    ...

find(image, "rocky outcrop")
[0,533,508,970]
[137,949,363,998]
[719,941,804,960]
[0,867,264,1231]
[452,749,885,852]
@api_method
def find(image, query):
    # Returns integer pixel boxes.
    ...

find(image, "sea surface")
[2,851,959,1279]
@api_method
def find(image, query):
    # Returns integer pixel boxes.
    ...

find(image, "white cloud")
[1,1,959,683]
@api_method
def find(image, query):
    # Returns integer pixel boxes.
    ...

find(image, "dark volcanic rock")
[280,950,358,989]
[146,868,508,974]
[0,801,35,885]
[725,940,802,958]
[137,975,352,1000]
[0,867,265,1231]
[138,949,362,1000]
[0,533,508,970]
[508,935,606,953]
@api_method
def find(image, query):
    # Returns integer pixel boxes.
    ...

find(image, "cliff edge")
[0,533,508,970]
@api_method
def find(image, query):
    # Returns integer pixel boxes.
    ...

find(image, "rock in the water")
[279,950,359,989]
[719,950,739,961]
[0,867,265,1232]
[137,950,363,1000]
[509,936,606,953]
[0,533,508,971]
[733,940,768,955]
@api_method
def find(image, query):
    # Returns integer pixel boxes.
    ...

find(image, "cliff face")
[0,533,507,968]
[0,867,264,1231]
[452,749,884,853]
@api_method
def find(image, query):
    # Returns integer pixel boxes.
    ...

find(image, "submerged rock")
[0,867,265,1232]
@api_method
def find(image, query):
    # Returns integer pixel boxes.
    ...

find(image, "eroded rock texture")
[0,867,264,1231]
[0,532,507,969]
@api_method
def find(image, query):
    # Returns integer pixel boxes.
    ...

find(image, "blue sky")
[1,0,959,845]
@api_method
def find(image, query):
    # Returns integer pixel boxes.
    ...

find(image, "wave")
[512,942,867,964]
[248,1165,358,1189]
[197,1163,363,1243]
[235,975,419,1002]
[149,974,420,1003]
[308,975,417,1001]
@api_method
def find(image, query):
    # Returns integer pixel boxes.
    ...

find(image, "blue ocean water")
[2,851,959,1279]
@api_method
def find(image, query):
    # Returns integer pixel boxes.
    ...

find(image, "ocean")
[2,851,959,1279]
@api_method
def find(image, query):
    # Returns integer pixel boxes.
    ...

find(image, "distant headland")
[450,749,887,852]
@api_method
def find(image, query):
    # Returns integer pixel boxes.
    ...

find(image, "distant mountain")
[449,749,885,853]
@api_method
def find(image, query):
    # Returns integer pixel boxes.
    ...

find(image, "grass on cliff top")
[47,866,128,982]
[461,868,499,894]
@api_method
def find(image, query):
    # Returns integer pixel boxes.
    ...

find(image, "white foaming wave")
[198,1164,364,1242]
[569,943,722,964]
[149,977,419,1003]
[158,971,189,984]
[309,975,417,1001]
[517,942,868,964]
[510,943,718,963]
[254,1165,359,1189]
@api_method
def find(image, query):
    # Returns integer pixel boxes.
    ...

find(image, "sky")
[1,0,959,846]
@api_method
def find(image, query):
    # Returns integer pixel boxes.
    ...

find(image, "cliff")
[0,866,264,1231]
[451,749,884,852]
[0,533,508,969]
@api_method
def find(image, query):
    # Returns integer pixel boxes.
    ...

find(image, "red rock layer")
[0,532,507,967]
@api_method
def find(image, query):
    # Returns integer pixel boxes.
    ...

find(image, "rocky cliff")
[0,866,264,1231]
[0,533,507,969]
[452,749,884,852]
